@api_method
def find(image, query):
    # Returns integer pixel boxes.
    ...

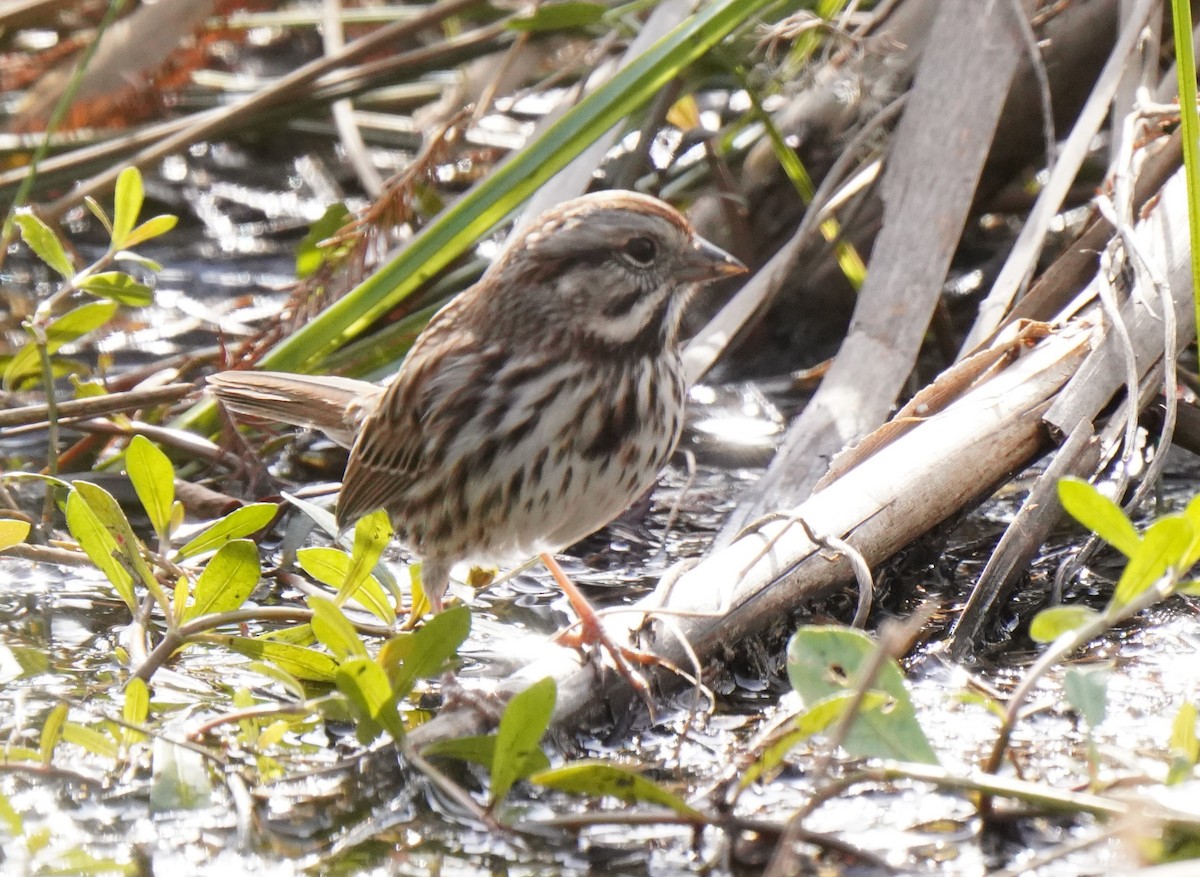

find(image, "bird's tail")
[207,371,382,449]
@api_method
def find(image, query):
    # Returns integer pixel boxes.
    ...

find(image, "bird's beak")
[680,236,747,282]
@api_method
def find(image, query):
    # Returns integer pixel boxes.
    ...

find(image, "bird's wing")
[335,301,499,527]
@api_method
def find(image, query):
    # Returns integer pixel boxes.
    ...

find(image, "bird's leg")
[539,552,657,708]
[403,560,449,629]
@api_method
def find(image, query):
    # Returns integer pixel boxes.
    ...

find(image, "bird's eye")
[622,236,657,267]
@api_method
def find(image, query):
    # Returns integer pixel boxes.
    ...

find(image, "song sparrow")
[209,190,744,669]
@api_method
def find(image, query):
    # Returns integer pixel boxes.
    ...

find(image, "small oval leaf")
[335,657,406,743]
[123,677,149,746]
[491,676,556,805]
[339,510,392,603]
[309,595,368,662]
[73,479,155,589]
[111,166,144,248]
[739,691,892,790]
[62,721,119,760]
[126,435,175,538]
[40,703,69,764]
[175,502,277,560]
[13,210,74,279]
[1028,605,1100,643]
[1027,604,1099,643]
[1063,667,1109,729]
[786,626,939,765]
[531,761,703,819]
[296,546,395,625]
[123,214,177,248]
[421,734,497,766]
[45,300,120,353]
[382,604,470,699]
[84,195,113,233]
[1112,515,1192,608]
[1168,700,1199,785]
[65,489,135,610]
[79,271,153,306]
[0,519,31,551]
[1057,477,1140,557]
[184,539,260,621]
[221,636,340,682]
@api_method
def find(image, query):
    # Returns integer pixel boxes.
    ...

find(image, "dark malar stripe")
[578,295,674,361]
[601,284,646,318]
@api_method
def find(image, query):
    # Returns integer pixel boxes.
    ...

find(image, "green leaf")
[491,676,556,805]
[62,722,119,760]
[45,300,121,351]
[508,1,605,31]
[531,761,703,819]
[221,636,340,682]
[1168,700,1199,785]
[1063,667,1109,729]
[35,848,134,875]
[309,595,368,662]
[6,645,50,677]
[1180,495,1200,568]
[4,300,119,389]
[150,738,212,812]
[296,203,352,278]
[334,657,406,743]
[1028,605,1101,643]
[78,271,153,306]
[2,349,88,389]
[126,434,175,539]
[381,604,470,699]
[111,166,144,248]
[2,342,41,390]
[113,249,163,272]
[65,489,135,611]
[72,480,156,592]
[739,691,892,790]
[40,703,68,765]
[257,624,316,646]
[13,209,74,279]
[244,661,308,703]
[296,546,395,625]
[339,510,392,604]
[1111,515,1192,608]
[421,734,498,767]
[786,626,939,765]
[0,792,22,835]
[1057,477,1140,557]
[122,214,177,248]
[174,502,277,560]
[83,195,113,234]
[123,678,149,746]
[0,519,31,551]
[70,377,107,398]
[183,539,260,621]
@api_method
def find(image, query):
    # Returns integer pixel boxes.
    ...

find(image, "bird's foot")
[540,553,664,717]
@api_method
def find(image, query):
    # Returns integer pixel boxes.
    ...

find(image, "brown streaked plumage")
[209,191,745,624]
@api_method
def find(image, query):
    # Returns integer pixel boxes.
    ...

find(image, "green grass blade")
[1171,0,1200,349]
